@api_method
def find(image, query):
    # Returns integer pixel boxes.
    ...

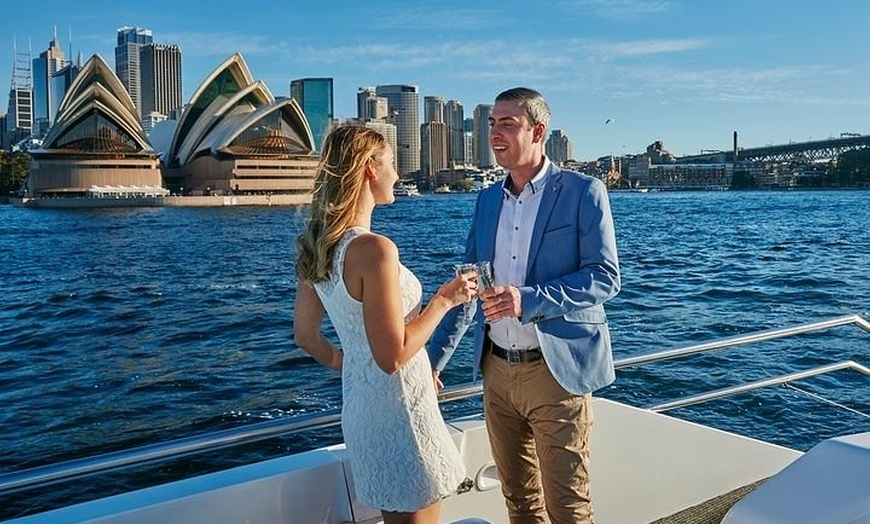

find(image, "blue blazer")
[429,165,621,395]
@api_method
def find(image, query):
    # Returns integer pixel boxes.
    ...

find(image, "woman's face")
[370,144,399,204]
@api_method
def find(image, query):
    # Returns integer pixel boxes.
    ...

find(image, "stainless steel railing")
[1,314,867,496]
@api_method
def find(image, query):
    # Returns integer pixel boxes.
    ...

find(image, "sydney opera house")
[21,53,318,207]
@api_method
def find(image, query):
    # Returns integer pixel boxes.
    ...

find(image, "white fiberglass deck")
[3,398,802,524]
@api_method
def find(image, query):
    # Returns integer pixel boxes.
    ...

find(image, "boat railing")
[1,314,868,496]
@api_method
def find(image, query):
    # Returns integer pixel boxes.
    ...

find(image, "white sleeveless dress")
[313,227,467,512]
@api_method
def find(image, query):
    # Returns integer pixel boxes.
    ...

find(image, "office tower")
[115,26,153,115]
[424,95,444,124]
[546,129,573,165]
[421,121,448,183]
[445,100,465,166]
[473,104,494,168]
[5,39,33,147]
[357,87,375,120]
[376,84,420,178]
[291,77,334,152]
[367,97,388,121]
[32,31,67,137]
[140,43,182,132]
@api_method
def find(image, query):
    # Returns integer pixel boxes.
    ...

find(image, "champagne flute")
[454,263,478,325]
[473,261,495,323]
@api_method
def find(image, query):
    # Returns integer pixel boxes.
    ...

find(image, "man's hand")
[481,285,521,322]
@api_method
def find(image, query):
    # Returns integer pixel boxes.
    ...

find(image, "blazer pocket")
[542,223,572,238]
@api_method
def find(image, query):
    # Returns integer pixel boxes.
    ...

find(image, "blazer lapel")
[478,185,504,262]
[526,168,562,280]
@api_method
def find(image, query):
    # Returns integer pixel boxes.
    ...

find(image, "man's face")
[489,100,543,170]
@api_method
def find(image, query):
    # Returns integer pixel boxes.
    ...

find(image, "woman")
[294,125,475,524]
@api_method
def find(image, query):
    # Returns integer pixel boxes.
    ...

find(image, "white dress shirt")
[488,158,552,351]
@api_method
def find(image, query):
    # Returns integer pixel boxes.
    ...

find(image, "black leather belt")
[485,335,543,363]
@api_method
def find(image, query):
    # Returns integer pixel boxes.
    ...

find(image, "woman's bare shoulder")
[346,232,398,267]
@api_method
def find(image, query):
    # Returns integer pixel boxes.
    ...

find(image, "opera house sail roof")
[27,53,162,197]
[22,52,318,204]
[162,53,318,197]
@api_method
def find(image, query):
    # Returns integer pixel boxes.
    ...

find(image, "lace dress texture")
[313,227,466,512]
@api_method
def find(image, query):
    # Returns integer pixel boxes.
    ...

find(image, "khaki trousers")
[482,350,594,524]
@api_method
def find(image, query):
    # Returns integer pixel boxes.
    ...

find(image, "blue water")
[0,190,868,517]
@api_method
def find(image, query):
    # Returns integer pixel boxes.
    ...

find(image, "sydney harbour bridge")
[677,134,870,164]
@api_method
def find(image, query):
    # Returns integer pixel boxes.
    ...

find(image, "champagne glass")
[473,261,495,323]
[454,263,478,325]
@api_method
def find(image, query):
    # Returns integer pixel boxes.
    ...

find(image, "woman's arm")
[293,280,342,371]
[347,234,474,374]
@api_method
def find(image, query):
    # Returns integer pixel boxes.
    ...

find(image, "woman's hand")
[436,272,478,308]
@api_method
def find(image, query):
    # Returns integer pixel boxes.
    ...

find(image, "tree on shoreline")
[0,151,31,195]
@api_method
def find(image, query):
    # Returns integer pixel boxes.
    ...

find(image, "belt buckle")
[505,349,522,363]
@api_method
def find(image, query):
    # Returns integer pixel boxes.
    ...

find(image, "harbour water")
[0,189,868,518]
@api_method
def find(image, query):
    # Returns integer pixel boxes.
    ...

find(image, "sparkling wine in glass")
[454,263,478,325]
[473,261,496,323]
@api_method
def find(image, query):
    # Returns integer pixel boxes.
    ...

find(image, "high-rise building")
[366,96,388,121]
[376,84,420,178]
[473,104,494,168]
[424,95,444,124]
[140,43,182,131]
[357,87,376,121]
[421,121,448,184]
[5,39,33,148]
[32,32,67,137]
[291,77,334,151]
[444,100,465,166]
[546,129,573,165]
[115,26,153,116]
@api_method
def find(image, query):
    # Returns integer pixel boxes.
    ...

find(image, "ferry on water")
[393,183,421,197]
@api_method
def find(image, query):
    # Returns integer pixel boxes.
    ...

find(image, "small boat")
[2,315,868,523]
[434,184,452,194]
[393,183,420,198]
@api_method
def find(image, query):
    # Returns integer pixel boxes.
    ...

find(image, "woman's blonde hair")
[296,125,387,283]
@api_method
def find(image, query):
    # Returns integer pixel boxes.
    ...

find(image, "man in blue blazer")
[429,87,620,524]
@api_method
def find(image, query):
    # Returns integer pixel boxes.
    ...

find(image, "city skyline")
[2,0,869,160]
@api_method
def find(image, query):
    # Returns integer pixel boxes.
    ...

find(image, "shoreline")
[6,194,312,208]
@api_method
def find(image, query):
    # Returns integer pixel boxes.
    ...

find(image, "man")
[429,87,620,524]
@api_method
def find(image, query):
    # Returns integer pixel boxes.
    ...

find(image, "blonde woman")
[294,125,475,524]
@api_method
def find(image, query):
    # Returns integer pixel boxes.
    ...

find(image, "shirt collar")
[502,157,552,196]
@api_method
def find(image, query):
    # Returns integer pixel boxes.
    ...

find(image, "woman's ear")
[364,158,377,180]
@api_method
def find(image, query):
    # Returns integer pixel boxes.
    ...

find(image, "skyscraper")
[546,129,573,165]
[424,95,444,123]
[32,32,67,137]
[357,87,375,121]
[291,77,334,152]
[421,121,448,184]
[445,100,465,166]
[115,26,153,116]
[473,104,494,168]
[5,38,33,147]
[140,43,183,130]
[376,84,420,178]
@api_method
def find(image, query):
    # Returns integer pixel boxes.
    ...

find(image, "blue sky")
[3,0,868,159]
